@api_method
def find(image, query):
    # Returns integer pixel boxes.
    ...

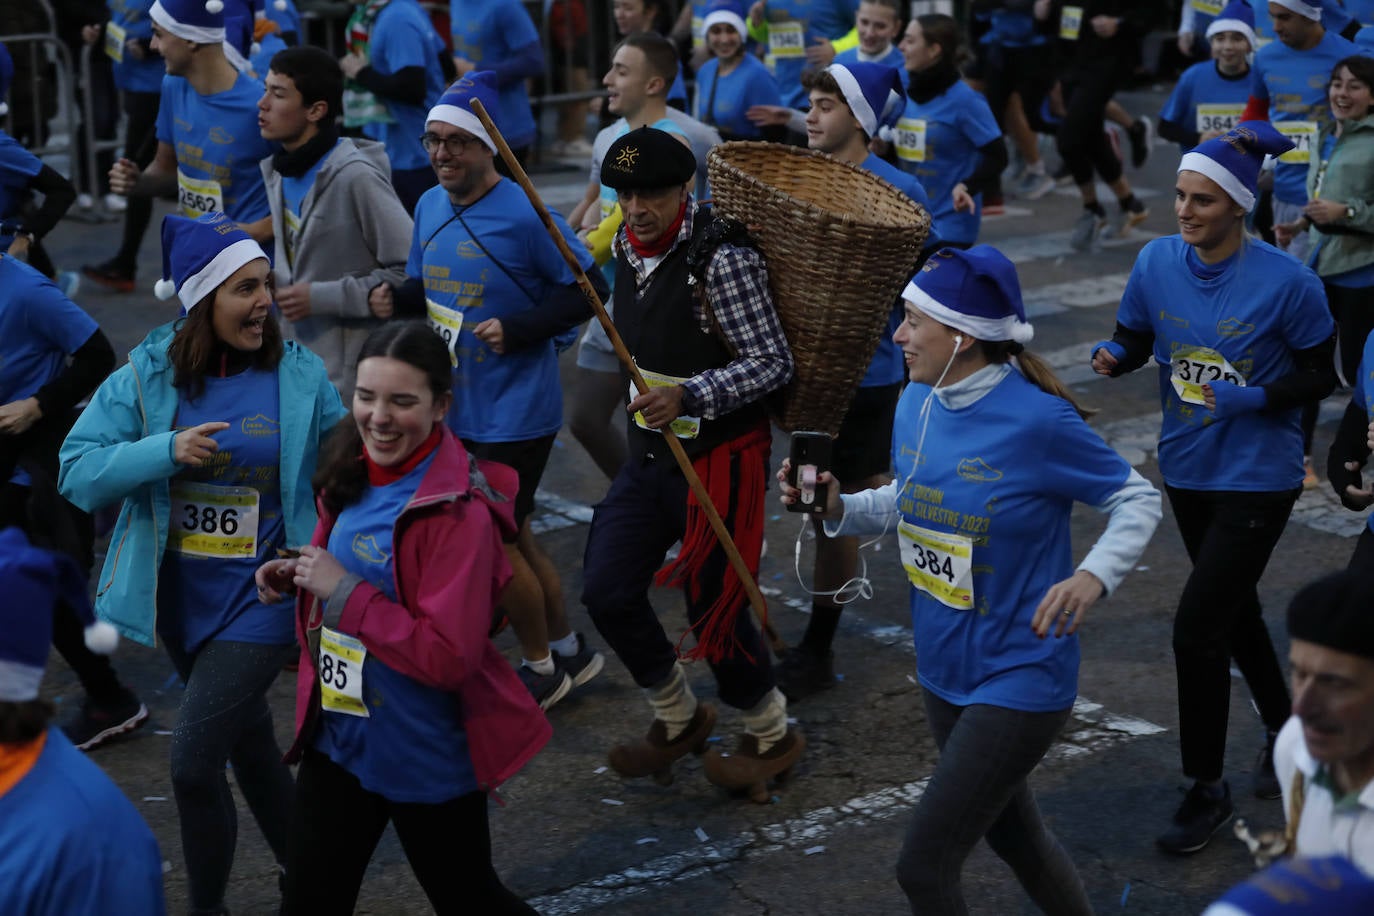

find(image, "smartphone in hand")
[786,431,832,514]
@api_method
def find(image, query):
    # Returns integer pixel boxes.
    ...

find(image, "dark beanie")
[1287,568,1374,661]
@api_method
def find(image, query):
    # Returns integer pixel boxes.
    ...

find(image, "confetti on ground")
[143,796,167,802]
[154,729,173,736]
[593,766,608,775]
[1136,566,1149,571]
[694,827,709,842]
[162,861,172,874]
[600,798,625,806]
[906,674,917,684]
[787,717,798,725]
[804,846,826,856]
[635,838,659,845]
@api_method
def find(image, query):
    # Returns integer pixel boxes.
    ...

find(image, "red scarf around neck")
[363,425,442,487]
[625,199,687,259]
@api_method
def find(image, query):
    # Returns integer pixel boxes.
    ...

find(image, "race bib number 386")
[167,481,260,558]
[1171,346,1245,406]
[898,521,974,610]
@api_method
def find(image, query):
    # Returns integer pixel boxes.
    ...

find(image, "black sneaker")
[1254,731,1281,800]
[1156,781,1234,855]
[1128,116,1153,169]
[552,632,604,688]
[518,662,572,711]
[775,647,836,702]
[61,690,149,751]
[81,258,136,293]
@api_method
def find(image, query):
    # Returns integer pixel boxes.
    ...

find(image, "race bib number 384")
[898,521,974,610]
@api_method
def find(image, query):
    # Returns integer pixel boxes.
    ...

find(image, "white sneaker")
[104,192,127,213]
[76,193,94,210]
[1070,209,1106,252]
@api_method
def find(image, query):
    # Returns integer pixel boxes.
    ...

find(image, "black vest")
[614,210,767,460]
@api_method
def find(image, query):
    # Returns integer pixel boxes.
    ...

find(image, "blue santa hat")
[902,245,1033,346]
[702,0,748,39]
[155,212,269,310]
[221,0,258,72]
[1357,26,1374,54]
[427,72,500,154]
[0,42,12,118]
[1203,857,1374,915]
[1269,0,1323,21]
[0,528,118,704]
[824,62,905,139]
[1205,0,1257,51]
[1179,121,1294,212]
[150,0,227,44]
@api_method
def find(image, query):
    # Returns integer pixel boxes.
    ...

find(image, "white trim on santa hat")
[702,9,747,38]
[901,280,1035,345]
[0,657,44,703]
[1269,0,1322,21]
[826,64,878,137]
[151,0,227,44]
[1205,18,1257,50]
[175,238,269,311]
[1179,150,1256,212]
[425,105,497,154]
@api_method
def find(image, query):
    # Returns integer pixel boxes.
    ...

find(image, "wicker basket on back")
[706,142,930,435]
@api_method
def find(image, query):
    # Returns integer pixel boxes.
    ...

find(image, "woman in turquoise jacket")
[58,213,347,915]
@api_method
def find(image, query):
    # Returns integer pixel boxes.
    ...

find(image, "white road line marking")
[1024,273,1132,319]
[995,231,1159,265]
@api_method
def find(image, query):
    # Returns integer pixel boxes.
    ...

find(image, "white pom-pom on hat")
[251,41,262,55]
[84,621,120,655]
[1011,321,1035,345]
[155,277,177,300]
[206,0,224,13]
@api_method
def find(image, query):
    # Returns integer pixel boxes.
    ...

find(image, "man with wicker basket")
[580,125,805,801]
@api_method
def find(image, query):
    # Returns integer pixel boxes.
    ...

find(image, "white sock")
[1025,160,1046,176]
[742,688,789,755]
[648,663,698,742]
[549,632,580,657]
[523,654,556,676]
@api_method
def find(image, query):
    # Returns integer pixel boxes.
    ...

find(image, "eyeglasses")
[420,133,486,155]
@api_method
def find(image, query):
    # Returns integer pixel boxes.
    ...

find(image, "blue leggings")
[896,693,1092,915]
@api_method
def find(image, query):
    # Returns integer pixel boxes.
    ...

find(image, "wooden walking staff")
[467,98,785,655]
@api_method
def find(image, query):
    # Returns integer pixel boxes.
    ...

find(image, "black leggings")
[112,89,161,272]
[1055,75,1124,189]
[895,694,1091,916]
[284,749,536,916]
[1301,281,1373,453]
[1166,486,1298,782]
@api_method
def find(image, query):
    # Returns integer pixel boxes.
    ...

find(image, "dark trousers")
[896,694,1091,916]
[581,453,775,710]
[1166,486,1298,782]
[283,749,536,916]
[164,639,297,912]
[1349,527,1374,570]
[1301,281,1371,453]
[1056,74,1124,188]
[112,89,162,272]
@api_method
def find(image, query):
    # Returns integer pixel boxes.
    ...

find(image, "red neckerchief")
[625,199,687,259]
[363,424,442,487]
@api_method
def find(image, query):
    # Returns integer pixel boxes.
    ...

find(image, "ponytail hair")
[979,340,1096,420]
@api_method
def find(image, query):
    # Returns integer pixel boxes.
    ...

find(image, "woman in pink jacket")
[254,321,548,915]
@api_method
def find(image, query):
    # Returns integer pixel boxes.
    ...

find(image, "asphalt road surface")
[32,86,1366,915]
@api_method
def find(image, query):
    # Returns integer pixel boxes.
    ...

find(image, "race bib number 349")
[768,21,805,59]
[1171,346,1245,406]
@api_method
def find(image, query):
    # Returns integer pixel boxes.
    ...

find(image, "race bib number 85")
[319,628,369,718]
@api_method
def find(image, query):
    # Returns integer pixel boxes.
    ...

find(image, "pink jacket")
[286,429,551,791]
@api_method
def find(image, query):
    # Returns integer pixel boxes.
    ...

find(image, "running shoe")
[982,192,1006,217]
[553,632,604,688]
[1104,205,1149,240]
[82,258,137,293]
[1156,781,1234,855]
[519,662,572,711]
[775,646,836,702]
[1053,162,1074,187]
[1129,116,1154,169]
[104,192,127,213]
[1303,459,1319,491]
[1070,209,1106,252]
[61,690,149,751]
[1013,170,1056,201]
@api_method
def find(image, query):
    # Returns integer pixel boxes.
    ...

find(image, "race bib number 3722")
[1170,346,1245,406]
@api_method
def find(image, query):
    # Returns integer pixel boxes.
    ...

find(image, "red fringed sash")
[655,424,771,664]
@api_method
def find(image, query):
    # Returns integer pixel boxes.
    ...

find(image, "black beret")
[1288,568,1374,661]
[601,126,696,192]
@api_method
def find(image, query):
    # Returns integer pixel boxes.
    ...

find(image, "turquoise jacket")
[58,322,348,646]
